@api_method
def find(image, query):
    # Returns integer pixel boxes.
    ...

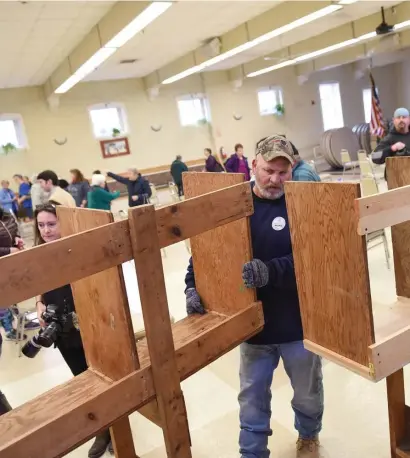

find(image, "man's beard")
[397,122,407,133]
[254,176,284,200]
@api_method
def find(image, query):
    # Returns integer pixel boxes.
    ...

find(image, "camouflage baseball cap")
[256,135,295,164]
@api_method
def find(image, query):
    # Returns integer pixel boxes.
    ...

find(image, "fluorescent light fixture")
[247,28,390,78]
[162,4,342,84]
[55,1,172,94]
[339,0,358,5]
[105,1,172,48]
[395,19,410,30]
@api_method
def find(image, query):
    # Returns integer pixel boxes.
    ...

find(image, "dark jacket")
[107,172,152,207]
[170,160,188,184]
[185,187,302,345]
[0,213,19,257]
[205,155,223,172]
[87,187,120,211]
[67,181,90,207]
[372,128,410,164]
[225,153,251,176]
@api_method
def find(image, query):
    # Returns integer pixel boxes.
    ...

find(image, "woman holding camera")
[34,203,112,457]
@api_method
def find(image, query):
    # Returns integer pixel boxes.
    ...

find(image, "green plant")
[275,103,285,116]
[112,128,121,137]
[197,118,210,126]
[1,143,17,154]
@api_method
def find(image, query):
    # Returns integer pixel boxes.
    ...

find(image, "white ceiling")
[206,1,402,71]
[0,1,114,89]
[84,1,277,82]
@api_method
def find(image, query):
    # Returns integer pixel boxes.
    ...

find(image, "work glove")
[186,288,206,315]
[242,259,269,288]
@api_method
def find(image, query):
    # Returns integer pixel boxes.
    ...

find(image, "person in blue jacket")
[0,181,18,214]
[107,168,151,207]
[185,135,324,457]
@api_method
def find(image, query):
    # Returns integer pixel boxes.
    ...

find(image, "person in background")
[0,206,27,341]
[58,179,69,190]
[372,107,410,166]
[204,148,223,172]
[288,141,321,182]
[107,168,151,207]
[30,174,50,209]
[13,174,33,220]
[185,135,324,458]
[93,170,109,191]
[170,155,188,196]
[88,174,120,210]
[34,203,113,457]
[23,176,32,188]
[37,170,76,208]
[225,143,251,181]
[0,181,18,214]
[67,169,90,207]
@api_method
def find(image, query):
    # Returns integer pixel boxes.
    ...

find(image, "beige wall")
[0,61,398,184]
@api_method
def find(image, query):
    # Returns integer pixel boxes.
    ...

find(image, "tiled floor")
[2,171,407,458]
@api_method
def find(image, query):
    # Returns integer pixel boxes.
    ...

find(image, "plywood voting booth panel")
[0,175,263,458]
[285,157,410,457]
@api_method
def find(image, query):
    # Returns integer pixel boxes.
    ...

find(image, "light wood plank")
[304,340,373,380]
[58,207,138,457]
[355,184,410,235]
[0,219,132,307]
[285,182,375,367]
[156,182,253,248]
[129,205,192,458]
[183,172,256,315]
[387,157,410,298]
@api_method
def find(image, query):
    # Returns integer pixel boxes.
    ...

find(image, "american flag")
[370,72,385,137]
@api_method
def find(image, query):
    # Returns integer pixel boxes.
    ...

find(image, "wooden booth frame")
[285,157,410,458]
[0,173,263,458]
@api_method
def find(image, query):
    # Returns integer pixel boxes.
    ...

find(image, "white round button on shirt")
[272,216,286,231]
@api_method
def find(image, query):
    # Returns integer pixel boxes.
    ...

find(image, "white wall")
[0,61,399,183]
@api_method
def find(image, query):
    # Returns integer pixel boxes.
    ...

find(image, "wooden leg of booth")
[387,369,410,458]
[110,417,138,458]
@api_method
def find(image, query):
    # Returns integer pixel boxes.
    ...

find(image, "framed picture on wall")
[100,137,130,159]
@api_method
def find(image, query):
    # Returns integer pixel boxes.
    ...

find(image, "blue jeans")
[238,341,323,458]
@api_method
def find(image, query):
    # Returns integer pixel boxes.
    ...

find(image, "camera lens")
[36,322,60,348]
[22,337,43,358]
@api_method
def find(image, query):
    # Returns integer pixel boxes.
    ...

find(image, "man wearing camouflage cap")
[185,135,323,457]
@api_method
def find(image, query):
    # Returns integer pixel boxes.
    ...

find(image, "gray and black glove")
[242,259,269,288]
[186,288,206,315]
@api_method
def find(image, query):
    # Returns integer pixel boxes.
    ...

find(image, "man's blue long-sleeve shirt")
[185,189,302,345]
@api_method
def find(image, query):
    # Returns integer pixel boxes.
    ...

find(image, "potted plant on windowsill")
[274,104,285,117]
[112,128,121,138]
[197,118,210,126]
[1,143,17,155]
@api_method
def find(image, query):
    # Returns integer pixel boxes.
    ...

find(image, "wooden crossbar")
[0,182,252,308]
[355,184,410,235]
[0,303,263,458]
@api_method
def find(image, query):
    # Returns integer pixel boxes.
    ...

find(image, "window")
[318,82,344,131]
[257,87,284,116]
[362,88,373,123]
[0,114,27,151]
[177,94,211,126]
[88,103,128,138]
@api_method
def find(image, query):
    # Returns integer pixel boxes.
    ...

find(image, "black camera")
[22,304,79,358]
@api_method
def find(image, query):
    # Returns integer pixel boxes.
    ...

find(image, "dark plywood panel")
[387,157,410,298]
[183,172,256,315]
[285,182,374,366]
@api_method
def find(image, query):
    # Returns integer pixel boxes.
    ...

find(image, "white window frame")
[88,102,129,139]
[257,86,284,116]
[318,82,344,131]
[176,93,211,127]
[0,113,28,153]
